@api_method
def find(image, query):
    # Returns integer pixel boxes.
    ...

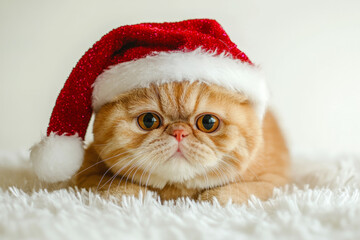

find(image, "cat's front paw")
[198,180,280,206]
[198,185,248,206]
[95,183,147,200]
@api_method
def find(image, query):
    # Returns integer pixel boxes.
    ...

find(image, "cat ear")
[30,133,84,183]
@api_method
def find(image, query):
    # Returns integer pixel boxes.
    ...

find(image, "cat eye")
[137,112,161,130]
[196,114,220,133]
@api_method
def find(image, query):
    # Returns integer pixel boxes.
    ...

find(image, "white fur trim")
[30,133,84,183]
[92,49,269,120]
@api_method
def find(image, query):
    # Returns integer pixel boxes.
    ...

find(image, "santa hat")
[30,19,268,183]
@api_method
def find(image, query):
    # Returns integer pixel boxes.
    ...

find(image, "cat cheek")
[180,141,216,166]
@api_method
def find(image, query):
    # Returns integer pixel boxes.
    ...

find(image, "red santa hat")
[30,19,268,183]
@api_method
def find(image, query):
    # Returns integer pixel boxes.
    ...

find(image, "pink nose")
[172,129,188,142]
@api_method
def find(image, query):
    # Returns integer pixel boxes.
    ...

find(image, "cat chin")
[142,166,234,190]
[154,155,199,181]
[136,154,199,188]
[164,151,188,163]
[139,154,228,189]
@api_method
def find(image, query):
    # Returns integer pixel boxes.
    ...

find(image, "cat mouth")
[173,151,185,158]
[166,151,190,163]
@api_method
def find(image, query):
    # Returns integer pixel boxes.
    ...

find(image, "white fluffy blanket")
[1,151,360,240]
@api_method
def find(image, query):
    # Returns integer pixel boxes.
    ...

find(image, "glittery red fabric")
[47,19,252,139]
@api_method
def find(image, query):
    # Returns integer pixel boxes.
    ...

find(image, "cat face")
[92,81,262,189]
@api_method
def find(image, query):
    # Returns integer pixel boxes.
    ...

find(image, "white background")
[1,0,359,155]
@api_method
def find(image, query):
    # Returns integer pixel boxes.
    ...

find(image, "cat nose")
[172,129,189,142]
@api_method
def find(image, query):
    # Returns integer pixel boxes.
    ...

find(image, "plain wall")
[1,0,359,155]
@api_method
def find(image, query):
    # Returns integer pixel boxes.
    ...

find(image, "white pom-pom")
[30,133,84,183]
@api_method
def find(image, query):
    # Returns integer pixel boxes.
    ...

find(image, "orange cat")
[75,81,289,205]
[29,20,289,205]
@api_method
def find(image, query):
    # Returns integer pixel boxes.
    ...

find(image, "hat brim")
[92,49,269,120]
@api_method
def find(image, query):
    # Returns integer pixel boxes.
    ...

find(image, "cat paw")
[198,186,248,206]
[94,184,147,200]
[197,188,227,206]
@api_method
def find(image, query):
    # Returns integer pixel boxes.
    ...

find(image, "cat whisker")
[117,154,147,191]
[144,159,161,189]
[210,162,240,201]
[197,164,210,190]
[129,154,153,186]
[217,155,251,199]
[124,154,154,191]
[74,148,137,177]
[100,150,147,191]
[138,156,155,187]
[221,152,260,183]
[97,150,146,191]
[213,165,230,187]
[105,150,151,194]
[138,146,173,188]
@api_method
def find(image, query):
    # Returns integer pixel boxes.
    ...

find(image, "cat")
[75,81,289,205]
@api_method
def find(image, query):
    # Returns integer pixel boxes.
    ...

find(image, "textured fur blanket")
[1,151,359,240]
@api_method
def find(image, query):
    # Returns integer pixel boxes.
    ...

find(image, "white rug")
[1,151,360,240]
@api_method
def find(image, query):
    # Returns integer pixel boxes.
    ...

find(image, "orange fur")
[75,82,289,205]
